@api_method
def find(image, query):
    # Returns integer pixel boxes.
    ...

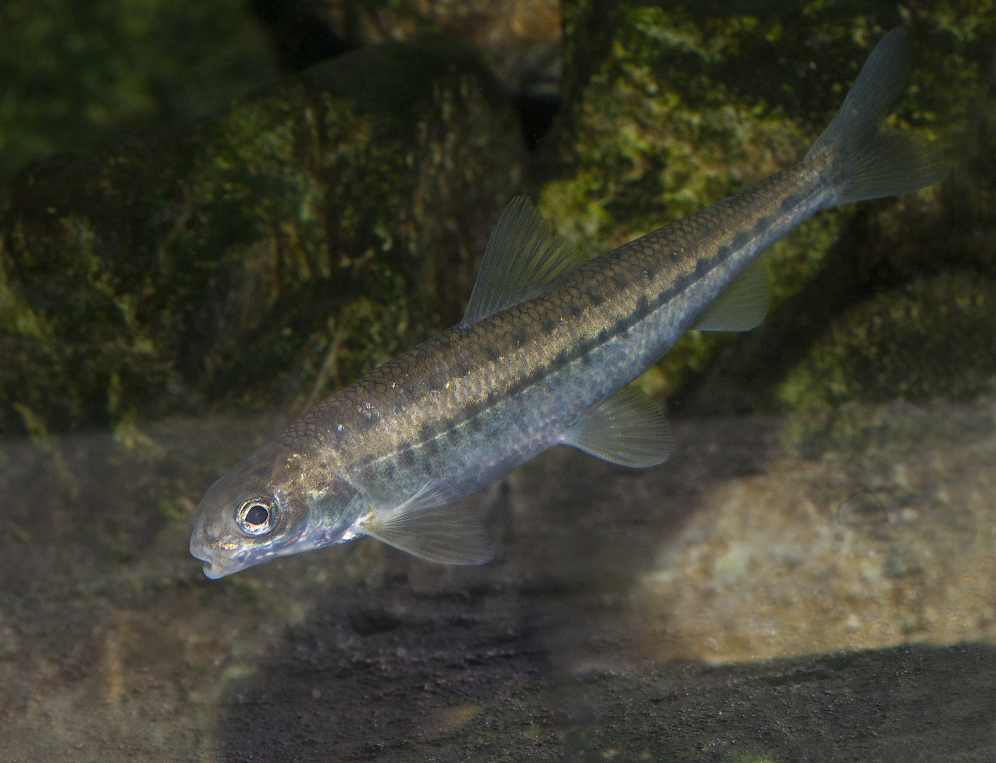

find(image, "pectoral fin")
[357,482,493,565]
[560,386,674,468]
[695,257,770,332]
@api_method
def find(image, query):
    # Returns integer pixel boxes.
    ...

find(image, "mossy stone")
[0,0,279,185]
[0,37,524,436]
[780,272,996,454]
[541,1,994,415]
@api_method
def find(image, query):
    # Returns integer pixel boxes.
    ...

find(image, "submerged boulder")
[540,1,994,417]
[0,0,279,186]
[0,37,524,436]
[1,3,991,438]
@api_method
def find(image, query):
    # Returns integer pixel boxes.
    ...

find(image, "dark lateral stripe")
[753,213,775,232]
[413,242,735,445]
[779,192,804,215]
[393,198,795,457]
[730,230,750,250]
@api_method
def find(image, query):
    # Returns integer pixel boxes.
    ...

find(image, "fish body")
[191,29,946,579]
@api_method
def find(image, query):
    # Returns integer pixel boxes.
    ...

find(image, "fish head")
[189,438,360,579]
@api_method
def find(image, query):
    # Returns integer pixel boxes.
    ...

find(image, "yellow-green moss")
[543,2,994,414]
[781,273,996,453]
[0,0,278,185]
[0,38,523,435]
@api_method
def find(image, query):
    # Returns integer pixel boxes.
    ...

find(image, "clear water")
[1,4,994,761]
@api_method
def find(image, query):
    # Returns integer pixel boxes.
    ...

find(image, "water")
[1,3,994,761]
[1,401,994,760]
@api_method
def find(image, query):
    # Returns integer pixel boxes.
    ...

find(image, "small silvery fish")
[190,29,947,579]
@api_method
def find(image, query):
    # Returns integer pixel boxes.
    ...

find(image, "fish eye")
[236,499,277,536]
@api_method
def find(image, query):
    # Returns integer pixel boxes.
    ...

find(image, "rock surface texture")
[0,1,993,760]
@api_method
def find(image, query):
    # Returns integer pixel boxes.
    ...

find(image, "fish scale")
[190,29,948,578]
[283,165,820,495]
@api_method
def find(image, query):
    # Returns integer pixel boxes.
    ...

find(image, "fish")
[190,28,947,579]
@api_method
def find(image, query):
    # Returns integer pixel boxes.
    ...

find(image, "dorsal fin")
[559,386,674,468]
[460,196,587,327]
[695,256,770,332]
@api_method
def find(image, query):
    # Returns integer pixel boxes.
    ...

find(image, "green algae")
[0,0,279,186]
[542,1,994,414]
[1,2,992,436]
[0,37,523,436]
[1,7,995,761]
[780,272,996,454]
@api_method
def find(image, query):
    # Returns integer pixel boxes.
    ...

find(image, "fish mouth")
[189,503,262,579]
[198,559,229,580]
[189,534,249,580]
[189,526,308,580]
[192,549,256,579]
[189,546,235,579]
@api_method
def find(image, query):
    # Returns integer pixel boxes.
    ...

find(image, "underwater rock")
[307,0,563,91]
[303,0,566,149]
[3,398,994,760]
[542,1,994,414]
[0,37,524,436]
[2,7,995,762]
[0,0,279,186]
[779,272,996,453]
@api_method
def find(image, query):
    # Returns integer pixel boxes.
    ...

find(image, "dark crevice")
[250,0,353,72]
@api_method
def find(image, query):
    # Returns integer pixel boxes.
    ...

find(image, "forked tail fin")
[805,27,949,206]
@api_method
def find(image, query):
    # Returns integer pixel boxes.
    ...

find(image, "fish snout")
[189,503,234,578]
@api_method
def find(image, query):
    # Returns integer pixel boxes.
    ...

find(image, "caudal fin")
[805,28,949,206]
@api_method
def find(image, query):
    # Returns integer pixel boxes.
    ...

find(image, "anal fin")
[560,386,674,468]
[357,482,493,565]
[695,256,769,332]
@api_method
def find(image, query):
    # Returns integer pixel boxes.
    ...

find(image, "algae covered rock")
[309,0,563,88]
[0,0,279,186]
[780,273,996,452]
[541,1,994,415]
[0,37,524,436]
[2,2,990,440]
